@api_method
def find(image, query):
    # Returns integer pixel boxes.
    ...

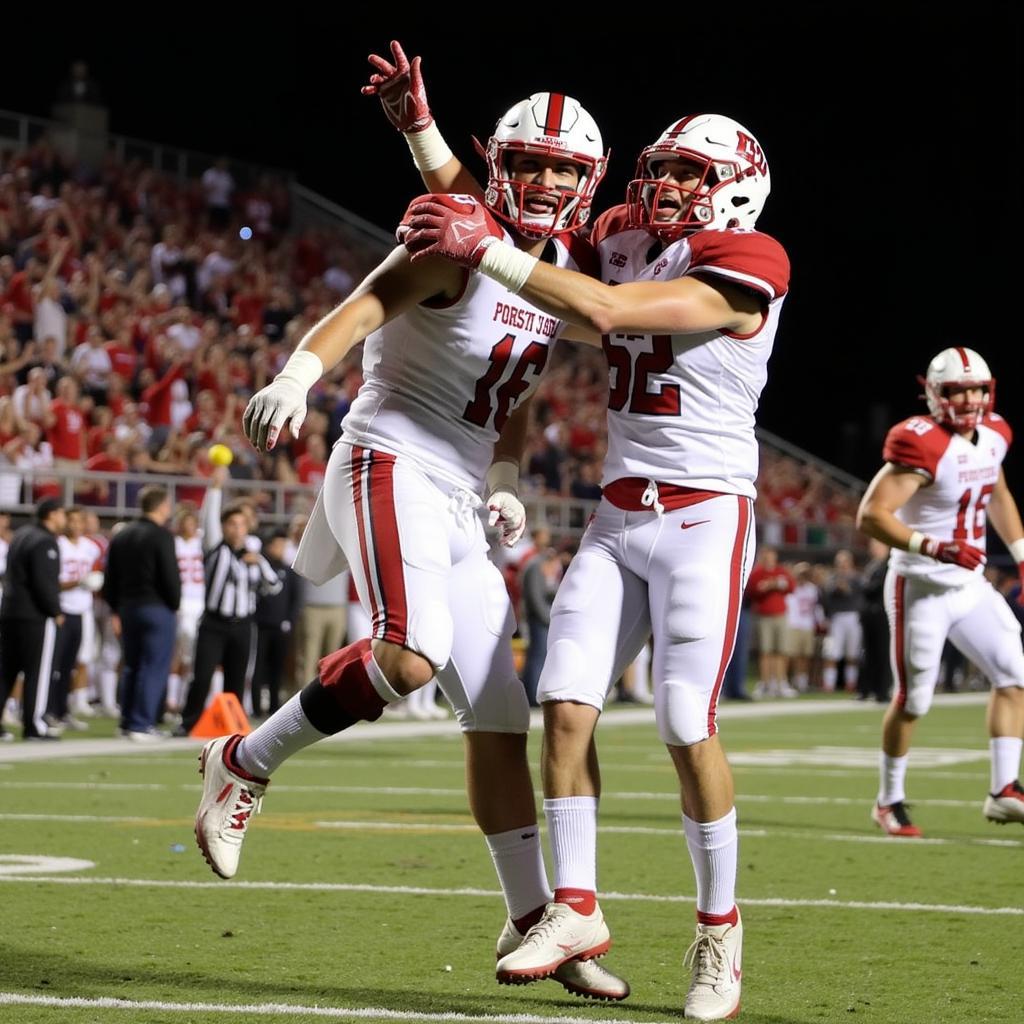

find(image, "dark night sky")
[3,5,1022,485]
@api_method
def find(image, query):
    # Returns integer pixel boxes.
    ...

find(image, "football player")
[194,88,628,1001]
[403,110,788,1020]
[857,348,1024,836]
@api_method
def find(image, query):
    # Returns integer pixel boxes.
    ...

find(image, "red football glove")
[361,40,432,133]
[400,195,503,268]
[921,536,986,570]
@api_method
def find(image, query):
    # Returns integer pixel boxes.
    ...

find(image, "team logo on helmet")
[627,113,770,241]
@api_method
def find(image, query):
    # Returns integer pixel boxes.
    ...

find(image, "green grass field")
[1,694,1020,1024]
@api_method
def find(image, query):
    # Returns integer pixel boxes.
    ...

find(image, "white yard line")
[5,811,1018,849]
[0,694,988,763]
[0,874,1018,916]
[0,780,995,810]
[0,992,674,1024]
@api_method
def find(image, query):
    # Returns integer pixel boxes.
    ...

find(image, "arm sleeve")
[200,486,223,551]
[157,532,182,611]
[30,538,63,618]
[256,555,284,596]
[102,538,120,610]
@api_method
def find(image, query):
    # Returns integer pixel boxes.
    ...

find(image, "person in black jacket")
[859,538,893,703]
[103,486,181,741]
[0,498,66,740]
[253,529,301,717]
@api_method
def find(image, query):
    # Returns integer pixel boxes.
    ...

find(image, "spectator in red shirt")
[86,405,114,457]
[295,433,327,488]
[104,327,138,383]
[747,548,796,698]
[83,437,128,505]
[141,355,186,449]
[44,376,85,466]
[4,257,41,343]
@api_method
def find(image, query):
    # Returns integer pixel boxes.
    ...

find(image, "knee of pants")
[537,637,607,709]
[902,677,936,717]
[452,671,531,734]
[404,600,454,672]
[656,681,713,747]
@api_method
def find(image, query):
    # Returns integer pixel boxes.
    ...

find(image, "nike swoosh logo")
[731,952,742,982]
[680,520,711,530]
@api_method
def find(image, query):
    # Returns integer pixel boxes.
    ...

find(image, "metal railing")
[0,465,859,549]
[0,107,290,187]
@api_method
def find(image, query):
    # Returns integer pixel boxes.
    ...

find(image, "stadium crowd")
[0,140,861,532]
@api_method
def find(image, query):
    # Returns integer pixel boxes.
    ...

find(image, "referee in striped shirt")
[178,470,281,734]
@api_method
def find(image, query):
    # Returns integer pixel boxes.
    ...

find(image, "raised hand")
[361,40,432,133]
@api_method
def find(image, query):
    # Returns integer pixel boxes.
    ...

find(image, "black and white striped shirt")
[203,543,282,619]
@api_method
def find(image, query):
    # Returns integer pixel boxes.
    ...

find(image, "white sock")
[484,825,552,922]
[844,664,859,689]
[544,796,598,892]
[990,736,1023,793]
[99,670,118,711]
[166,674,182,710]
[683,808,738,917]
[878,752,909,806]
[236,694,327,777]
[823,666,838,691]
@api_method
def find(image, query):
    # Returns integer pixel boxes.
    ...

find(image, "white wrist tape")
[404,122,453,172]
[906,531,929,555]
[1009,538,1024,564]
[277,350,324,392]
[485,459,519,498]
[479,241,538,295]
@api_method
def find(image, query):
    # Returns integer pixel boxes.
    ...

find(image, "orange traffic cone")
[189,692,252,739]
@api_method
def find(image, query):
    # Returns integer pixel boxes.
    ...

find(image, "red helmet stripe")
[667,114,698,138]
[543,93,565,136]
[955,347,972,371]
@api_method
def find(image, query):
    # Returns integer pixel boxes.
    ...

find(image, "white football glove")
[485,460,526,547]
[243,351,324,451]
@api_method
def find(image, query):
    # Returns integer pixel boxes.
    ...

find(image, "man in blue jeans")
[102,486,181,741]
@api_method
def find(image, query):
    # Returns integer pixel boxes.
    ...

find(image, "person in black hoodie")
[0,498,66,740]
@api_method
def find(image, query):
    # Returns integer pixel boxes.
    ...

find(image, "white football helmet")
[479,93,608,239]
[627,113,770,240]
[920,347,995,431]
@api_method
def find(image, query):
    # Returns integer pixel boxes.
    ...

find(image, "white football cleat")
[983,780,1024,824]
[683,910,742,1021]
[496,901,610,983]
[496,917,629,1001]
[195,735,268,879]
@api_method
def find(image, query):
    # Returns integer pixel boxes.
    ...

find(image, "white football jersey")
[786,581,820,631]
[591,206,790,496]
[342,233,593,491]
[175,534,206,607]
[58,535,102,615]
[885,413,1012,586]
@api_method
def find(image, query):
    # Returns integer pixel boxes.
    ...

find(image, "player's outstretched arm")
[402,196,761,335]
[242,249,462,452]
[985,469,1024,593]
[362,40,484,198]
